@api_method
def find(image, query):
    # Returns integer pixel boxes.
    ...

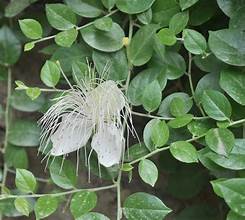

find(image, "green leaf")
[187,119,214,137]
[94,17,113,32]
[49,159,77,189]
[127,68,167,106]
[76,212,110,220]
[51,44,91,72]
[211,178,245,216]
[169,11,189,34]
[157,28,176,46]
[229,7,245,30]
[122,163,134,172]
[19,19,42,40]
[208,29,245,66]
[70,191,97,218]
[125,143,149,162]
[179,0,199,10]
[142,80,162,112]
[183,29,207,55]
[170,97,187,117]
[40,60,60,87]
[4,0,38,17]
[123,192,172,220]
[15,169,36,193]
[26,87,41,100]
[195,73,221,103]
[102,0,115,10]
[151,120,169,147]
[170,141,198,163]
[168,114,193,128]
[8,120,40,147]
[139,159,158,187]
[128,25,156,66]
[149,51,186,80]
[10,90,45,112]
[64,0,103,18]
[55,28,78,48]
[34,196,58,219]
[0,26,21,65]
[220,68,245,106]
[216,0,245,17]
[158,92,192,117]
[116,0,155,14]
[152,0,180,27]
[92,49,128,81]
[205,128,235,156]
[81,23,124,52]
[137,9,152,25]
[201,90,232,121]
[46,3,77,30]
[189,0,217,26]
[24,42,35,51]
[14,198,32,217]
[5,144,28,169]
[72,61,89,85]
[227,211,244,220]
[143,119,158,151]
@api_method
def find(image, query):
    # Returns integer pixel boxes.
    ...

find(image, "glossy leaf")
[40,60,60,87]
[19,19,43,39]
[76,212,110,220]
[169,11,189,34]
[81,23,124,52]
[46,4,77,30]
[151,119,169,147]
[8,120,40,147]
[142,80,162,112]
[211,178,245,216]
[208,29,245,66]
[34,196,58,219]
[201,90,232,121]
[70,191,97,218]
[0,26,21,65]
[220,68,245,106]
[168,114,193,129]
[116,0,155,14]
[49,159,77,189]
[205,128,235,156]
[170,141,198,163]
[183,29,207,55]
[94,17,113,32]
[92,49,128,81]
[55,28,78,47]
[64,0,103,18]
[128,25,156,66]
[10,90,45,112]
[139,159,158,187]
[157,28,176,46]
[137,9,152,25]
[123,192,172,220]
[179,0,199,10]
[15,169,36,193]
[14,198,32,217]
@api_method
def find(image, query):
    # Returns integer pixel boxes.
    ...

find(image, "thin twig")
[0,184,116,201]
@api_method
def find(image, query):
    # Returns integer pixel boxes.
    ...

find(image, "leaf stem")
[129,135,205,165]
[187,52,206,116]
[0,184,116,201]
[0,67,12,220]
[131,110,209,120]
[31,9,119,45]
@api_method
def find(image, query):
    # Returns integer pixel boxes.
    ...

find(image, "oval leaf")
[170,141,198,163]
[139,159,158,187]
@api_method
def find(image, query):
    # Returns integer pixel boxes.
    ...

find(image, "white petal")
[50,114,93,156]
[91,123,124,167]
[85,80,125,119]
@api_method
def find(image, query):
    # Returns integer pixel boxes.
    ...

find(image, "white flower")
[39,79,133,167]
